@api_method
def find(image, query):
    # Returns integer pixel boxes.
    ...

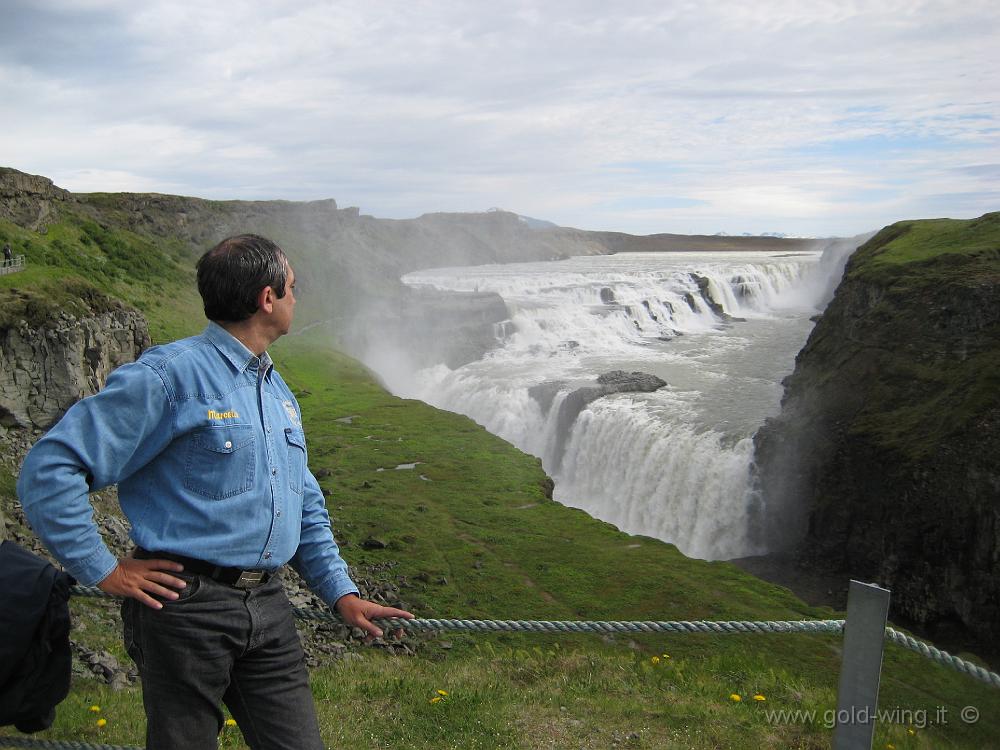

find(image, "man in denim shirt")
[18,234,412,749]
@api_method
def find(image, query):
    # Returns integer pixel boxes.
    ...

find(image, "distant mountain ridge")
[714,231,800,239]
[486,207,560,230]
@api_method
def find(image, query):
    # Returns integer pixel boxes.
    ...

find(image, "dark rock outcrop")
[0,167,73,230]
[533,371,667,471]
[690,273,727,318]
[594,370,667,392]
[753,213,1000,650]
[0,307,150,429]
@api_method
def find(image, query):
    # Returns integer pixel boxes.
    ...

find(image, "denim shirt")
[17,323,358,606]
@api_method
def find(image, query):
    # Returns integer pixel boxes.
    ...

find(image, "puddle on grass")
[375,462,423,472]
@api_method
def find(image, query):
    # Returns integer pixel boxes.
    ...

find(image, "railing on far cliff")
[0,255,26,276]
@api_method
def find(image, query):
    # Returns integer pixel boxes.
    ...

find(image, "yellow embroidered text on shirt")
[207,409,240,420]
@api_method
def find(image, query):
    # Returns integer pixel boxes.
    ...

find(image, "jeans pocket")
[160,573,201,605]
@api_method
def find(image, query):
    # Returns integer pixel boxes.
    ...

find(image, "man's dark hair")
[197,234,288,322]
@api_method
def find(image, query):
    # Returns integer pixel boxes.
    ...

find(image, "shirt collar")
[203,322,274,379]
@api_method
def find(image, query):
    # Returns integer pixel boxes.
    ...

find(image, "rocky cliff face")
[0,167,74,230]
[754,213,1000,647]
[0,307,150,429]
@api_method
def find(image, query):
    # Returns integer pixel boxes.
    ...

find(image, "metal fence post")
[832,580,891,750]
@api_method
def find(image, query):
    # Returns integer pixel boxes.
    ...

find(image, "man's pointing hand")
[335,593,414,641]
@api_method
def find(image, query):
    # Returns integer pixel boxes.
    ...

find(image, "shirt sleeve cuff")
[74,548,120,587]
[315,573,360,607]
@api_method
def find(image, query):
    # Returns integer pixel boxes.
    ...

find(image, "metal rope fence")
[70,584,1000,688]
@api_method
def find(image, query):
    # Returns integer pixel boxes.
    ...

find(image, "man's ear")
[257,285,275,314]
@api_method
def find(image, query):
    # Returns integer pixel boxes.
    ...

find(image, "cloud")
[0,0,997,236]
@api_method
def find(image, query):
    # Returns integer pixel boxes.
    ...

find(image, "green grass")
[3,216,1000,748]
[36,632,1000,750]
[0,216,201,341]
[847,212,1000,288]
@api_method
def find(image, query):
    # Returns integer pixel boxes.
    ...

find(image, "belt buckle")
[235,570,265,588]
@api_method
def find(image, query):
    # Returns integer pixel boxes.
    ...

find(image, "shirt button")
[272,468,278,476]
[264,552,272,560]
[276,510,281,517]
[224,441,232,449]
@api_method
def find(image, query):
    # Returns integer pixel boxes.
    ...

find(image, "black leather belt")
[134,548,273,589]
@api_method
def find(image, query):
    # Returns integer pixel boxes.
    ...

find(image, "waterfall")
[558,399,758,560]
[374,250,828,560]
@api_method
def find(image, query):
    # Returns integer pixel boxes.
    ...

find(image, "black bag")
[0,540,74,733]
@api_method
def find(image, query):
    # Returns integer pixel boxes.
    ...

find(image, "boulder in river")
[540,370,667,471]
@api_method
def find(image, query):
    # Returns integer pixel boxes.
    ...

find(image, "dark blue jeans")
[121,572,324,750]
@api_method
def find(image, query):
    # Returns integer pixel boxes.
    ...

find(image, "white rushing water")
[375,250,832,560]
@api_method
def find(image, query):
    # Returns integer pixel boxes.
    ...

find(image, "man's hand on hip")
[97,556,187,610]
[335,593,414,641]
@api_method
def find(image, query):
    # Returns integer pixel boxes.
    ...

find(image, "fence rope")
[299,613,847,635]
[70,585,1000,688]
[0,739,139,750]
[74,584,843,635]
[884,627,1000,689]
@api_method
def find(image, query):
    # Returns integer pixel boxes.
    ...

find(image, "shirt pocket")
[183,425,256,500]
[285,428,306,495]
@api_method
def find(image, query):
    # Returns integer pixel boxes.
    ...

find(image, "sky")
[1,0,998,237]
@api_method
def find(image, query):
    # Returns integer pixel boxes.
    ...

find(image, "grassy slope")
[0,215,199,341]
[2,216,999,748]
[848,212,1000,278]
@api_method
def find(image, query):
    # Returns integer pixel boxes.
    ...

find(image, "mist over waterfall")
[364,249,842,560]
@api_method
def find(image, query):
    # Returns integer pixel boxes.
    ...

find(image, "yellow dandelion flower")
[88,705,101,713]
[436,689,449,696]
[662,653,670,659]
[225,719,237,727]
[753,694,766,702]
[96,718,107,728]
[907,728,916,736]
[651,656,660,665]
[730,694,742,702]
[430,696,443,704]
[886,744,895,750]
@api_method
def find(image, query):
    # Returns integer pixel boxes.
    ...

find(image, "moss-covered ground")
[2,215,999,748]
[847,212,1000,287]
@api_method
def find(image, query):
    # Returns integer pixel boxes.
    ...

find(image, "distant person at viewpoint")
[2,243,11,267]
[18,234,413,750]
